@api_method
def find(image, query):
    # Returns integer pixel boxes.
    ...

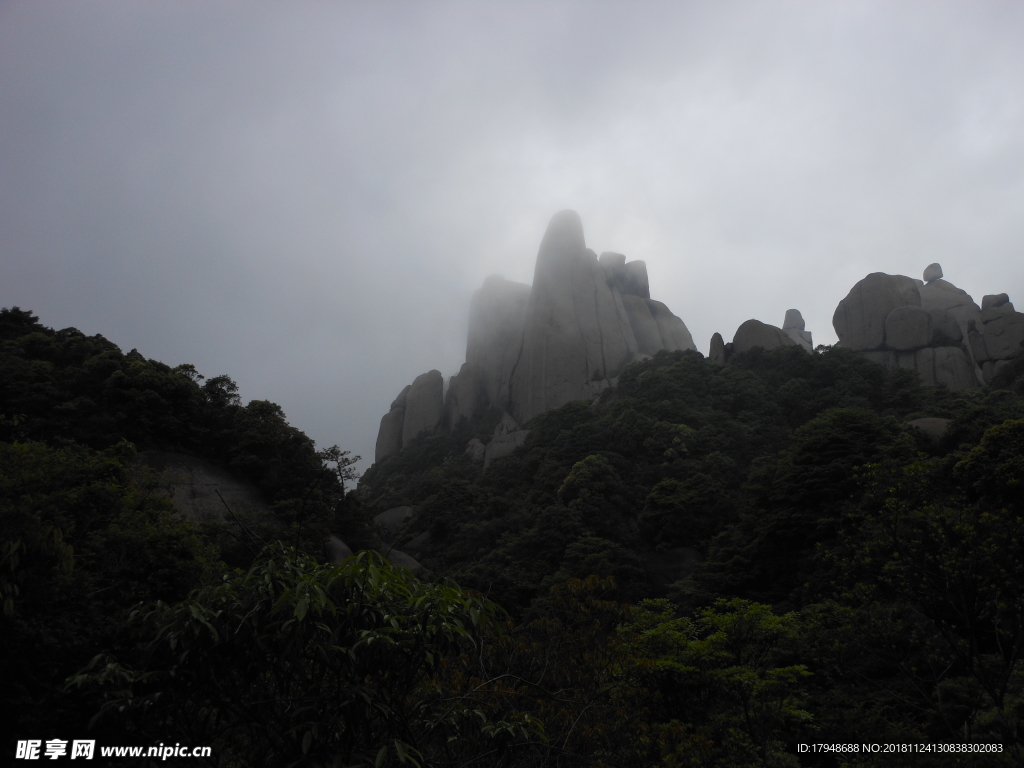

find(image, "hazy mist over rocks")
[2,1,1023,471]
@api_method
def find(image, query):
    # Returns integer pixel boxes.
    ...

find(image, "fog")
[2,1,1023,470]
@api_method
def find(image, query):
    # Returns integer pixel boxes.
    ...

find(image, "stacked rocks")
[974,293,1024,383]
[832,267,980,390]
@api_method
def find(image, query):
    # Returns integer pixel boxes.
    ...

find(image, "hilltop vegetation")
[4,304,1024,766]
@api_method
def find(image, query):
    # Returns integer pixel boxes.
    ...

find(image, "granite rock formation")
[830,264,1024,390]
[375,210,697,465]
[506,210,694,423]
[833,272,923,351]
[976,293,1024,382]
[732,319,799,354]
[139,450,269,523]
[721,310,813,358]
[709,332,727,364]
[783,309,814,352]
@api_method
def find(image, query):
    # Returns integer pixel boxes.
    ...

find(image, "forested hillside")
[4,304,1024,766]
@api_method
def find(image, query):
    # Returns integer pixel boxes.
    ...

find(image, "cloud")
[2,0,1023,470]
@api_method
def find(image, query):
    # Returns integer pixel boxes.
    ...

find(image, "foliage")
[8,302,1024,764]
[0,438,220,747]
[72,545,536,767]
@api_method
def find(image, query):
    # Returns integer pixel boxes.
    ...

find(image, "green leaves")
[75,544,506,766]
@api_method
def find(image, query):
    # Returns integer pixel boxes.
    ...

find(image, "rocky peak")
[374,211,697,464]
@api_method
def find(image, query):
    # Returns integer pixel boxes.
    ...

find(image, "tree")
[72,545,535,767]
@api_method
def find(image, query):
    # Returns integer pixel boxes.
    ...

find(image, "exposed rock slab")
[484,429,530,469]
[138,450,268,523]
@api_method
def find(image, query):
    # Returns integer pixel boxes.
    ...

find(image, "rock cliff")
[375,210,696,464]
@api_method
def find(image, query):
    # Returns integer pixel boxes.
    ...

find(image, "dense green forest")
[3,304,1024,766]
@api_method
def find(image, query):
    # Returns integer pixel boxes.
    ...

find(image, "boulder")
[377,546,424,573]
[709,332,726,364]
[402,370,444,447]
[907,417,951,442]
[833,272,921,350]
[923,263,943,283]
[326,534,354,562]
[982,293,1009,310]
[981,302,1016,324]
[884,305,932,351]
[484,429,530,469]
[981,313,1024,360]
[403,530,431,553]
[732,319,799,354]
[782,309,813,351]
[783,309,805,330]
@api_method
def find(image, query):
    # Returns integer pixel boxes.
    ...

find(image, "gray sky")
[2,1,1023,471]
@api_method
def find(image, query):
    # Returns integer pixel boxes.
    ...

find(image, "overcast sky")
[2,1,1023,471]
